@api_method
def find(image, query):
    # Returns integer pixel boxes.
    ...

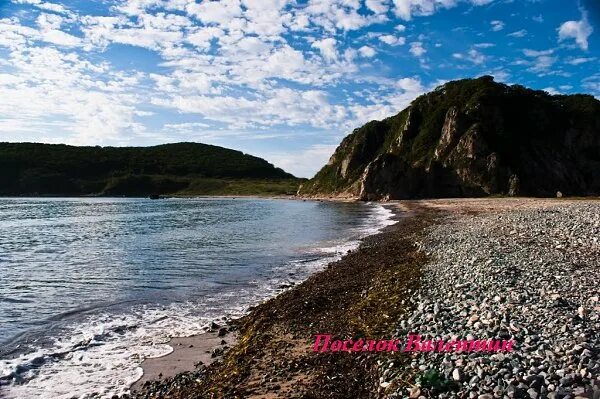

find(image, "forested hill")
[0,142,300,196]
[299,76,600,199]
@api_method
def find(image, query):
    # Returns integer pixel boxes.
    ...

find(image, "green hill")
[0,142,301,196]
[299,76,600,199]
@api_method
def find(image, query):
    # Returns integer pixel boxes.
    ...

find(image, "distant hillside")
[299,76,600,199]
[0,142,300,196]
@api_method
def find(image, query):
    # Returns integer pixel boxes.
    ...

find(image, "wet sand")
[130,330,237,392]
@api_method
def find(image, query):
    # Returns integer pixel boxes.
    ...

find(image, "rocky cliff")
[299,76,600,199]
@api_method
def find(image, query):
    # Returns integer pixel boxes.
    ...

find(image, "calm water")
[0,197,394,398]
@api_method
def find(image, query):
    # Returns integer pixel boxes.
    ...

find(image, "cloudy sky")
[0,0,598,177]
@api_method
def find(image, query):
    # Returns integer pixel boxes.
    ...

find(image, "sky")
[0,0,598,177]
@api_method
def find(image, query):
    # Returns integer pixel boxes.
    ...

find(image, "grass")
[176,177,303,196]
[0,175,304,197]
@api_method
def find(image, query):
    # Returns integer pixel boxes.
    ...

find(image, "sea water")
[0,197,395,398]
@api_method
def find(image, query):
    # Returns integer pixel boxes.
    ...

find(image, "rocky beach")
[383,199,600,398]
[125,198,599,399]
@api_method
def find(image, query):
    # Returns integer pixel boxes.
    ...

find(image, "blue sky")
[0,0,597,177]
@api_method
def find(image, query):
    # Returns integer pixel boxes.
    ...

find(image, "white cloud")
[186,26,224,50]
[36,13,63,30]
[0,0,422,145]
[378,34,406,45]
[0,15,81,48]
[390,0,494,21]
[349,76,426,123]
[302,1,387,32]
[467,49,485,64]
[163,122,211,131]
[409,41,426,57]
[531,56,557,72]
[153,88,349,131]
[520,49,558,73]
[508,29,527,38]
[582,75,600,95]
[113,0,162,16]
[358,45,376,57]
[391,0,493,21]
[0,45,145,144]
[365,0,390,14]
[234,36,271,54]
[186,0,243,26]
[558,8,593,50]
[311,38,338,62]
[490,20,504,31]
[240,0,290,38]
[80,13,186,52]
[453,48,485,64]
[566,57,595,65]
[13,0,74,16]
[397,77,423,91]
[41,29,82,46]
[34,13,82,47]
[523,48,554,57]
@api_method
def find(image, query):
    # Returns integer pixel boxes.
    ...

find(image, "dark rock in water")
[149,194,160,200]
[210,321,220,330]
[217,327,228,337]
[299,76,600,199]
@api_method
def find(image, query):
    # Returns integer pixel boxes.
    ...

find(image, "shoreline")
[127,200,401,396]
[126,197,599,399]
[128,200,431,398]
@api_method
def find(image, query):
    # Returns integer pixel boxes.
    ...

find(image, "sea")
[0,197,395,398]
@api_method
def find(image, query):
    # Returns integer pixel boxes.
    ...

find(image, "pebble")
[452,368,461,381]
[382,204,600,398]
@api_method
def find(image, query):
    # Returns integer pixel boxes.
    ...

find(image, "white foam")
[0,301,250,398]
[0,203,396,399]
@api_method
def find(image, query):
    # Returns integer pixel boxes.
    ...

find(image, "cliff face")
[299,76,600,199]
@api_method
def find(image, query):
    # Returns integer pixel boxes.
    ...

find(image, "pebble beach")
[383,201,600,398]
